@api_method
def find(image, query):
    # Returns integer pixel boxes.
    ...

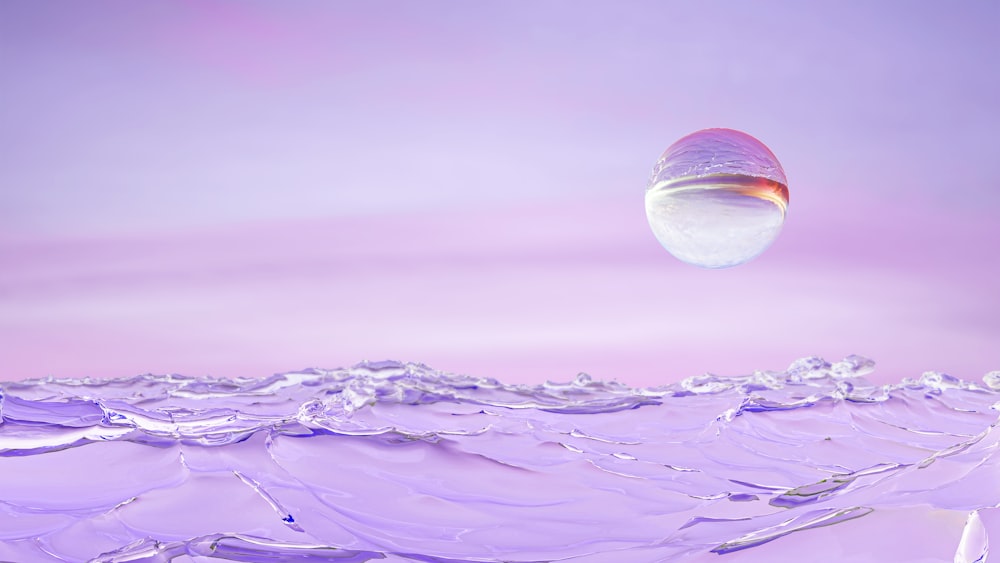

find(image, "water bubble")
[645,128,789,269]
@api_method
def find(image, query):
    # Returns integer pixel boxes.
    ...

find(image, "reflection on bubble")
[645,128,789,269]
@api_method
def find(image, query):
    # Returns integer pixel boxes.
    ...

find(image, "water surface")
[1,357,998,562]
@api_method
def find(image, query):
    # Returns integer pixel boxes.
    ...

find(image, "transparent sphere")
[645,128,789,269]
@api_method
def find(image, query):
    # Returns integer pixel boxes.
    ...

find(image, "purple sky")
[2,1,998,385]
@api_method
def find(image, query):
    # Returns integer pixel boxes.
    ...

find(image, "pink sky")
[1,1,998,385]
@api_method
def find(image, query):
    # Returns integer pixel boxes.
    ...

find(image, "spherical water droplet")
[645,128,789,269]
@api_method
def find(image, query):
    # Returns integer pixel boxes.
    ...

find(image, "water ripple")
[0,356,997,562]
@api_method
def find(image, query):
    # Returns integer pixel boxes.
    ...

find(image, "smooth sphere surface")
[645,129,789,269]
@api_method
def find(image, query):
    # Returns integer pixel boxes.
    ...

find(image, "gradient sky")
[2,1,998,385]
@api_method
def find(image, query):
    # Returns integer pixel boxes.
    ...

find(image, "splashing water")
[646,128,789,269]
[1,357,998,562]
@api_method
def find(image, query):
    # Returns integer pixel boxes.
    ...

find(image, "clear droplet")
[645,128,789,269]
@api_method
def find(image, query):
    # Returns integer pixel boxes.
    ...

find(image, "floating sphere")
[645,128,789,269]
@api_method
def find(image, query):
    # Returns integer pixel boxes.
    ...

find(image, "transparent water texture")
[1,357,999,562]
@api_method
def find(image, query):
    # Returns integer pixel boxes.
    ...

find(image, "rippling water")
[1,357,999,562]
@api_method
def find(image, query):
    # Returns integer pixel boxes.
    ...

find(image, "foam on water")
[1,356,999,562]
